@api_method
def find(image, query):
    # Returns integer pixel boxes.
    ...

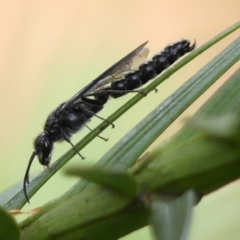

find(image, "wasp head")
[34,132,53,166]
[23,132,53,202]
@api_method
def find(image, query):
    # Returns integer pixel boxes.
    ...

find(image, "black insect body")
[24,39,195,202]
[90,40,195,100]
[37,100,104,163]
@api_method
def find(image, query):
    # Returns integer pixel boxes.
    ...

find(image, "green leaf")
[0,206,20,240]
[150,190,198,240]
[65,167,138,198]
[0,183,22,207]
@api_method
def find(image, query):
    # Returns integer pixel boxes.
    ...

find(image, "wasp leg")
[85,124,108,141]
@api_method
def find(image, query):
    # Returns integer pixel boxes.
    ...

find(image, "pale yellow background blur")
[0,1,239,239]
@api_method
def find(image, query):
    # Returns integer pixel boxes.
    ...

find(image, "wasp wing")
[62,41,149,109]
[87,47,149,93]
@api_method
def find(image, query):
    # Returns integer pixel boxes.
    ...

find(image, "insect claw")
[139,89,147,96]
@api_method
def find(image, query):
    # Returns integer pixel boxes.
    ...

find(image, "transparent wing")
[61,41,149,109]
[88,47,149,93]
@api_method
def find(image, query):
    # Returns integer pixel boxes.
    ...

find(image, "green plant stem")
[19,126,240,240]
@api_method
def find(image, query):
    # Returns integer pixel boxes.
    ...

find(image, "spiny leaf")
[150,190,198,240]
[187,114,240,142]
[65,167,138,198]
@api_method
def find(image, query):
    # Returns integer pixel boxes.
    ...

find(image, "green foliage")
[1,21,240,240]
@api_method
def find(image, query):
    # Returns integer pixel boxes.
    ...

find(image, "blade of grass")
[169,67,240,147]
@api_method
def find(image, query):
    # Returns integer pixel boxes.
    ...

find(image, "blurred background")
[0,1,239,239]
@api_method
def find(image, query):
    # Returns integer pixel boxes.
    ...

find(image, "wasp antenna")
[23,151,37,203]
[190,39,196,50]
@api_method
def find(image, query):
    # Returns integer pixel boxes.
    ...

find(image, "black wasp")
[23,39,195,202]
